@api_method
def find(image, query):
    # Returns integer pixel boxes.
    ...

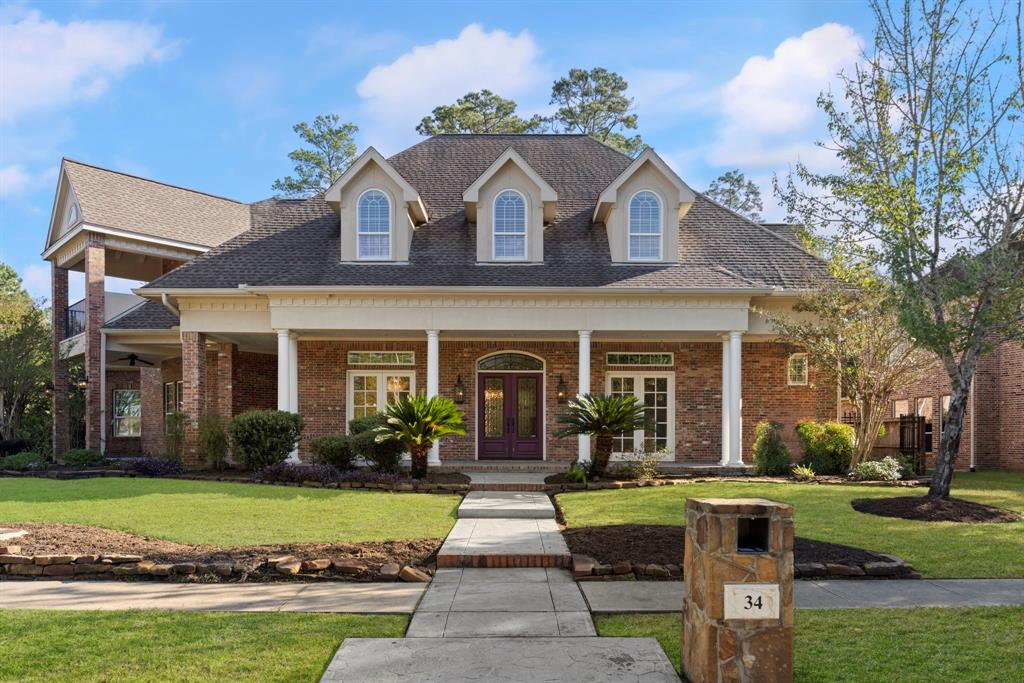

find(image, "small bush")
[336,469,407,485]
[254,461,342,484]
[348,414,404,473]
[791,464,816,482]
[310,435,355,470]
[63,448,105,468]
[565,461,589,483]
[852,456,903,482]
[752,421,791,475]
[122,457,188,477]
[228,410,304,470]
[0,451,48,471]
[614,448,665,480]
[795,421,854,475]
[199,415,229,471]
[164,412,185,462]
[0,438,32,457]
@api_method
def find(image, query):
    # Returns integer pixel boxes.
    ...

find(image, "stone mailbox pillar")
[683,498,794,683]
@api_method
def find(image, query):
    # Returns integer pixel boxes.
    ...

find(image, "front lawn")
[0,610,406,682]
[0,478,460,545]
[557,472,1024,577]
[596,608,1024,682]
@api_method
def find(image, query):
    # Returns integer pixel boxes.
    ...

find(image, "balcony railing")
[66,300,86,339]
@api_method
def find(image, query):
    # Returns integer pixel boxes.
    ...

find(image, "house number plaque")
[723,583,780,620]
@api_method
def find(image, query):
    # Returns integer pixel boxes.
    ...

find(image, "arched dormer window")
[628,190,662,260]
[64,202,79,230]
[493,189,526,260]
[357,189,391,260]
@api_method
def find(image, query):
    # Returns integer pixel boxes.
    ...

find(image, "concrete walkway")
[458,491,555,518]
[0,580,426,613]
[581,578,1024,613]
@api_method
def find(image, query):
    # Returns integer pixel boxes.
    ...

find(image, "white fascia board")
[323,147,427,223]
[462,147,558,203]
[593,148,696,222]
[240,284,772,296]
[42,223,210,260]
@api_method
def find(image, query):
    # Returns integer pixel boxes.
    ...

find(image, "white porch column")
[426,330,440,464]
[728,330,743,465]
[577,330,592,463]
[720,334,731,465]
[288,333,299,413]
[276,329,299,462]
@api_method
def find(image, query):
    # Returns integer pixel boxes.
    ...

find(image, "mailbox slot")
[737,516,770,553]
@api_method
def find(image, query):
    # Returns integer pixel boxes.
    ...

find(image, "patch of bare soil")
[851,496,1021,523]
[561,524,894,567]
[6,523,442,577]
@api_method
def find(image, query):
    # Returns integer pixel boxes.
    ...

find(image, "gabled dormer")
[462,147,557,263]
[592,148,695,264]
[324,147,428,263]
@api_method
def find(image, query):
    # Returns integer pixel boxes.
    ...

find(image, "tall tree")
[416,90,545,135]
[0,264,50,440]
[272,114,358,197]
[776,0,1024,498]
[548,67,644,156]
[706,170,764,221]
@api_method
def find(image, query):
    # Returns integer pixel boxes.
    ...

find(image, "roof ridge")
[62,158,246,205]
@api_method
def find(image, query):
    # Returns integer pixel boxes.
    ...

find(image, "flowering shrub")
[851,457,903,482]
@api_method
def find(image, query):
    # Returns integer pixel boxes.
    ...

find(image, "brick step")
[468,482,547,492]
[436,518,571,569]
[436,552,572,568]
[437,460,566,473]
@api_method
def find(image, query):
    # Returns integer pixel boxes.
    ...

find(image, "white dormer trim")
[324,147,427,224]
[592,148,696,224]
[463,147,557,224]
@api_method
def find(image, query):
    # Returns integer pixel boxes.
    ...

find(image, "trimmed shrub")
[254,462,342,485]
[795,421,855,475]
[199,415,229,471]
[310,435,355,470]
[791,464,816,482]
[0,438,32,457]
[347,413,404,473]
[228,410,304,470]
[752,421,791,475]
[334,469,406,485]
[852,456,903,482]
[122,457,188,477]
[63,448,105,468]
[0,451,48,471]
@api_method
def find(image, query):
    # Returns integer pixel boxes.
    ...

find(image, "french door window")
[113,389,141,437]
[348,371,415,421]
[606,372,674,457]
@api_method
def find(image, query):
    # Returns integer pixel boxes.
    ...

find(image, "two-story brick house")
[44,134,839,469]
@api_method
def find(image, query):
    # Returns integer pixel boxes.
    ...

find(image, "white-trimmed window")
[787,353,808,386]
[347,371,415,422]
[606,372,674,457]
[347,351,415,366]
[939,394,951,435]
[607,352,674,366]
[357,189,391,260]
[493,189,527,260]
[892,398,910,417]
[164,381,183,433]
[113,389,141,437]
[628,190,662,260]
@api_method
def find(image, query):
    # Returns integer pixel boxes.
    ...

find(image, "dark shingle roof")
[145,135,829,291]
[103,300,179,330]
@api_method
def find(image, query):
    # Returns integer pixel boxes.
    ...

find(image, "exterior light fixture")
[453,375,466,403]
[556,375,568,403]
[75,376,88,390]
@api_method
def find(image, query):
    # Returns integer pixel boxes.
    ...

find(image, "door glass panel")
[517,377,538,438]
[386,375,411,405]
[483,377,505,438]
[643,377,670,451]
[609,376,636,453]
[352,374,377,418]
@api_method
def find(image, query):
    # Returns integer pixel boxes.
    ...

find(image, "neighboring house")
[43,134,840,469]
[888,340,1023,471]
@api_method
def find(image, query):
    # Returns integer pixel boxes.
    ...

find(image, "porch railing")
[65,300,86,338]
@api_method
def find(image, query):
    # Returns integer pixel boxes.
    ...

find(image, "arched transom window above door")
[477,352,544,371]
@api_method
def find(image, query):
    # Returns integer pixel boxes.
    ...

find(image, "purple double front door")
[477,372,543,459]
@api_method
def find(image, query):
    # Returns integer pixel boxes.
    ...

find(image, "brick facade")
[83,238,104,450]
[140,366,164,457]
[180,332,206,464]
[104,369,141,456]
[890,341,1024,471]
[51,264,70,459]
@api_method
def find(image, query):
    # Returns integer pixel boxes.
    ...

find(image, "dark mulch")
[852,496,1021,523]
[561,524,894,567]
[6,523,442,578]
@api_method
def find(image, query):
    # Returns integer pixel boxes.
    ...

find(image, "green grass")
[557,471,1024,577]
[596,608,1024,682]
[0,478,460,545]
[0,610,406,682]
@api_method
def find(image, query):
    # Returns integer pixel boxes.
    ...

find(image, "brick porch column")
[139,366,165,456]
[181,331,207,465]
[51,264,70,459]
[84,238,105,451]
[215,342,237,422]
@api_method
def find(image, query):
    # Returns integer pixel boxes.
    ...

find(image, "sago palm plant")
[556,393,647,478]
[374,394,466,479]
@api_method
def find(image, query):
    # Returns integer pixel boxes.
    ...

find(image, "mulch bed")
[851,496,1022,523]
[562,523,895,567]
[6,523,442,579]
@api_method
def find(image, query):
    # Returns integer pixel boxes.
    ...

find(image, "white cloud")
[0,164,31,196]
[0,8,178,123]
[627,69,712,129]
[356,24,545,152]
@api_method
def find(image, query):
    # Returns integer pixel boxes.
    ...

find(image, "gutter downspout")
[969,374,976,471]
[160,293,180,317]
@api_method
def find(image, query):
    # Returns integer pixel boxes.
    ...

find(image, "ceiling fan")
[116,354,154,367]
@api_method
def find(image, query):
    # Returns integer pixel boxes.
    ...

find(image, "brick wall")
[233,351,277,414]
[180,332,206,465]
[51,264,69,459]
[104,369,141,456]
[83,238,104,450]
[140,366,164,456]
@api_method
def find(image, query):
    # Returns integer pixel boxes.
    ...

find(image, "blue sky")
[0,0,874,302]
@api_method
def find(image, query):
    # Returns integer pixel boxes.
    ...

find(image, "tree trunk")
[592,433,613,478]
[928,379,970,499]
[851,395,888,468]
[409,444,430,480]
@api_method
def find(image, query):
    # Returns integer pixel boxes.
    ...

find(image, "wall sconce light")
[75,376,88,390]
[453,375,466,403]
[556,375,568,403]
[43,382,54,397]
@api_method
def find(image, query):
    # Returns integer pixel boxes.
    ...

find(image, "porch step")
[659,463,755,477]
[436,518,572,568]
[457,491,555,519]
[437,460,566,473]
[467,472,550,491]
